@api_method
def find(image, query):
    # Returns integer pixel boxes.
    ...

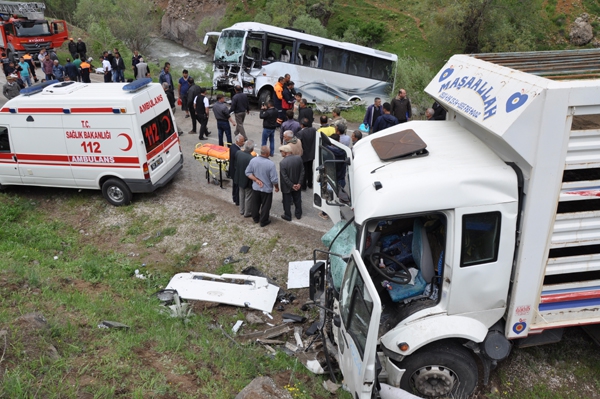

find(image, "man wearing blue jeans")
[212,94,235,147]
[259,100,278,156]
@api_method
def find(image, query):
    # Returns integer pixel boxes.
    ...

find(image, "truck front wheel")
[102,178,132,206]
[398,342,478,398]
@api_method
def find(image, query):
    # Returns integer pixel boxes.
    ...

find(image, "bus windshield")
[14,21,51,37]
[215,30,245,63]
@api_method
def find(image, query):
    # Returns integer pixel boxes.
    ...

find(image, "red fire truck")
[0,1,68,62]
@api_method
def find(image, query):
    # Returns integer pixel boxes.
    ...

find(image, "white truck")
[0,79,183,205]
[310,48,600,398]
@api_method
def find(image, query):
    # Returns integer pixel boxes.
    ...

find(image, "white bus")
[204,22,397,104]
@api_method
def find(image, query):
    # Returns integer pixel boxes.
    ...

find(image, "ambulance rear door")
[133,85,182,184]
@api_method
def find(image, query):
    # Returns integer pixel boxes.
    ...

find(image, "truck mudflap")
[124,154,183,193]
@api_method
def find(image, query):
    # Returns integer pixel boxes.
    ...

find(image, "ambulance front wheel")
[102,178,132,206]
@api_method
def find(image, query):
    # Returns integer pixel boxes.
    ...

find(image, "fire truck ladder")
[0,1,45,20]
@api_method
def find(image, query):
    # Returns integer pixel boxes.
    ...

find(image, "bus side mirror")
[309,261,325,301]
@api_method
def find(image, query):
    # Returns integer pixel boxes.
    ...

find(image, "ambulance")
[0,78,183,205]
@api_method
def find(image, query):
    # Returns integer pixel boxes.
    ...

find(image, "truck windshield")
[214,30,245,63]
[141,109,175,154]
[14,21,51,37]
[340,257,373,358]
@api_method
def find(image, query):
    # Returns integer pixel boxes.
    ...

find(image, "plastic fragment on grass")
[165,272,279,313]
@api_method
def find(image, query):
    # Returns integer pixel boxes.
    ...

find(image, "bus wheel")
[399,342,478,398]
[258,88,273,106]
[102,178,132,206]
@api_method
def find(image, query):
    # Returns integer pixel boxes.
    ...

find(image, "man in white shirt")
[102,56,112,83]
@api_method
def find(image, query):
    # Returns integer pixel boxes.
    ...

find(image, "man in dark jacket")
[260,100,279,156]
[279,144,304,221]
[328,133,348,189]
[64,58,78,82]
[68,38,77,59]
[229,134,246,205]
[230,85,250,139]
[112,52,126,82]
[76,38,87,61]
[234,140,256,217]
[194,87,210,140]
[298,98,314,126]
[372,102,399,133]
[296,118,316,190]
[390,89,412,123]
[186,78,201,134]
[363,97,383,133]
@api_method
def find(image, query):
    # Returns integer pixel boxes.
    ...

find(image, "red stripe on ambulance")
[70,108,116,113]
[17,108,64,113]
[146,133,178,160]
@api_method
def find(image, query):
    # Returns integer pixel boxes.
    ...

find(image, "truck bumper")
[124,154,183,193]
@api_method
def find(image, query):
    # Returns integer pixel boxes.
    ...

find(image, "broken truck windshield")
[214,30,245,63]
[14,21,51,37]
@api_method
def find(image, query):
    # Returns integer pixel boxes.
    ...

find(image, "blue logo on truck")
[506,92,529,113]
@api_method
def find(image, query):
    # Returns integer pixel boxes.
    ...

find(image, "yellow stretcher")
[193,143,230,188]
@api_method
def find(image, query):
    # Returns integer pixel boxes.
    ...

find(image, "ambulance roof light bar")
[19,79,59,96]
[123,78,153,93]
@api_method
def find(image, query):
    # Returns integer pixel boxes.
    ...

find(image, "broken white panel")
[379,383,423,399]
[165,272,279,313]
[287,260,314,289]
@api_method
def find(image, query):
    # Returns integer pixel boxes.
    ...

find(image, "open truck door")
[313,132,352,224]
[338,249,381,398]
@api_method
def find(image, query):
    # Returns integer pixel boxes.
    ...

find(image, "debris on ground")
[235,376,294,399]
[98,321,130,329]
[232,320,243,333]
[323,379,341,394]
[282,313,306,323]
[154,289,192,319]
[245,312,264,325]
[165,272,279,313]
[287,260,314,289]
[239,245,250,254]
[238,323,292,342]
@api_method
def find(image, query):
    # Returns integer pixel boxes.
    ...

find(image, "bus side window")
[372,58,393,81]
[323,47,347,73]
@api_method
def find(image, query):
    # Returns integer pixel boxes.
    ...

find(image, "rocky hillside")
[160,0,227,53]
[159,0,600,60]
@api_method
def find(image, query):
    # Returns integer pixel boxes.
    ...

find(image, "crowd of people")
[1,45,447,226]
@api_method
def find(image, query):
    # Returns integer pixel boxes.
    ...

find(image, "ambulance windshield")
[141,109,175,154]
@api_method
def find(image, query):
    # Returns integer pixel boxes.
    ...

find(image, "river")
[143,36,211,77]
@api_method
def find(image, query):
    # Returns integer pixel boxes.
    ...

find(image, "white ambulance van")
[0,79,183,206]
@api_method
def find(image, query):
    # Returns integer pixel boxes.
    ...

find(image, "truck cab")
[311,49,600,398]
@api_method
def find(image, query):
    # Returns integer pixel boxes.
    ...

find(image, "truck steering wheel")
[368,252,411,285]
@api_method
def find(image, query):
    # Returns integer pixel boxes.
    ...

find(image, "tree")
[430,0,548,60]
[75,0,159,53]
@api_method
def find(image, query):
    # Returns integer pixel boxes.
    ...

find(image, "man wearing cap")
[68,38,77,60]
[279,144,304,221]
[76,38,87,62]
[3,74,20,100]
[245,145,279,227]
